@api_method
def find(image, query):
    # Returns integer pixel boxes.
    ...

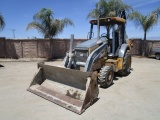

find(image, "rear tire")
[155,53,160,60]
[98,66,114,88]
[118,50,131,76]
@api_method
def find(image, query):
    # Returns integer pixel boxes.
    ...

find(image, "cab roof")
[90,17,126,26]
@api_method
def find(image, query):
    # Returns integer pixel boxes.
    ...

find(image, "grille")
[75,50,88,62]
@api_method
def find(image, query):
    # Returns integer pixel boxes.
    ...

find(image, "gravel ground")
[0,57,160,120]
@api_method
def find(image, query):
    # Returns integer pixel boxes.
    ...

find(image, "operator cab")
[89,17,126,57]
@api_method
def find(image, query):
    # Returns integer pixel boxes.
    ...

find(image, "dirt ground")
[0,57,160,120]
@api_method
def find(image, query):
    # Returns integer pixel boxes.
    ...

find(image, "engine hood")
[75,37,107,50]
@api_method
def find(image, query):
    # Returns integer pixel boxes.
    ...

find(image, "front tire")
[98,66,114,88]
[155,53,160,60]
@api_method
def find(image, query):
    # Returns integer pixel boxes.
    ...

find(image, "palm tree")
[26,8,74,39]
[128,7,160,56]
[0,12,5,31]
[87,0,133,19]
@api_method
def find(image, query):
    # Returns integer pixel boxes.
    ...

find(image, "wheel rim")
[98,66,114,87]
[107,71,113,83]
[156,54,160,59]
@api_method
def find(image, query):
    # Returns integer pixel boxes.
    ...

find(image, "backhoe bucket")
[27,62,99,114]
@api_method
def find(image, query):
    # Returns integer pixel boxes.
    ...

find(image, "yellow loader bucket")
[27,62,99,114]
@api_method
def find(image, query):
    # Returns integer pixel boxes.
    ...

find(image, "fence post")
[4,38,7,58]
[49,39,53,58]
[21,40,23,58]
[37,40,38,58]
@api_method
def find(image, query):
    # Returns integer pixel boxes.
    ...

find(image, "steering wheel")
[101,33,108,37]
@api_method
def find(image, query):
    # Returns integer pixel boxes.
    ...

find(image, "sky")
[0,0,160,40]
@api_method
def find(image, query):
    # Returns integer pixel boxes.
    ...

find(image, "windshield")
[88,24,115,40]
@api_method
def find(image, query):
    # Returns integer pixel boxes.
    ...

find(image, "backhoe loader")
[27,10,131,114]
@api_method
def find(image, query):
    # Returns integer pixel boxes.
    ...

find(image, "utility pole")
[7,29,16,39]
[11,29,15,39]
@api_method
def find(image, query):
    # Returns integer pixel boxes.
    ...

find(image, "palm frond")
[128,11,158,33]
[26,8,74,38]
[0,13,5,31]
[128,7,160,42]
[26,22,48,37]
[33,8,53,21]
[87,0,133,19]
[152,6,160,18]
[49,18,74,37]
[145,14,158,32]
[87,9,99,19]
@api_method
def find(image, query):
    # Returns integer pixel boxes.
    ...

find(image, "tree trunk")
[142,32,147,56]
